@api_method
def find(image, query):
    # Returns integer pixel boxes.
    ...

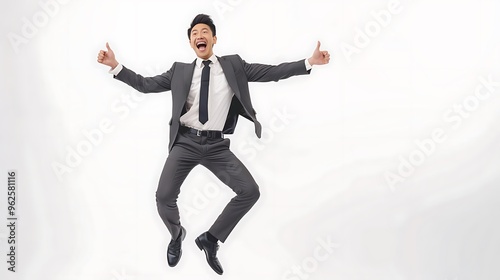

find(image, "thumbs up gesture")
[308,41,330,66]
[97,42,119,69]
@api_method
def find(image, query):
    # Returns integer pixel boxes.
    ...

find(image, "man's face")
[189,23,217,60]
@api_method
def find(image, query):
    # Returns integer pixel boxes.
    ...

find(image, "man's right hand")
[97,42,119,70]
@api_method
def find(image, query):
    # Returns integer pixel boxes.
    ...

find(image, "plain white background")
[1,0,500,279]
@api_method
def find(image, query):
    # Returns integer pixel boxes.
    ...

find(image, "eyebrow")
[191,28,209,33]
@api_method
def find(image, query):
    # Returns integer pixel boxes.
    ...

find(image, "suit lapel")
[218,56,241,99]
[181,60,196,100]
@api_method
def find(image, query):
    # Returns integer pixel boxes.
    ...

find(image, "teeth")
[197,42,206,46]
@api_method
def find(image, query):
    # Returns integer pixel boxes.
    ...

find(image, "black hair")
[187,14,216,39]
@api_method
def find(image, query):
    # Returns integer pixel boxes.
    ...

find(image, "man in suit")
[97,14,330,275]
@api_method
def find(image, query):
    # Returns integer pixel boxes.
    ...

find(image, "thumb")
[106,42,111,52]
[316,41,321,51]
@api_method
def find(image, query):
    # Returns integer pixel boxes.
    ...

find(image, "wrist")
[110,61,119,70]
[308,57,314,66]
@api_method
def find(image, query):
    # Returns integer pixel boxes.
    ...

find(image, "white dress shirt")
[179,54,234,130]
[110,55,313,131]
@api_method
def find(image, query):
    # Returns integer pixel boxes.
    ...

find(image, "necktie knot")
[203,60,211,67]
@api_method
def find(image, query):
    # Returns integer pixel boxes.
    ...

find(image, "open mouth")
[196,41,207,51]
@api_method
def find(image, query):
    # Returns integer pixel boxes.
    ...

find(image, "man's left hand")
[308,41,330,66]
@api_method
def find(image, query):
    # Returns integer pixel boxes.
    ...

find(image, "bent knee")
[155,190,178,205]
[243,184,260,202]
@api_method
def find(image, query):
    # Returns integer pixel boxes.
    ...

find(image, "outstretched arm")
[242,41,330,82]
[97,43,172,93]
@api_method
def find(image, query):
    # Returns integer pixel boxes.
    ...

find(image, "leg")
[156,134,201,239]
[201,138,260,243]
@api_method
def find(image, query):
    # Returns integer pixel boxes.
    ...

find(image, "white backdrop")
[1,0,500,279]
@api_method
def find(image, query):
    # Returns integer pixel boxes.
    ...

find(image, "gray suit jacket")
[114,54,311,150]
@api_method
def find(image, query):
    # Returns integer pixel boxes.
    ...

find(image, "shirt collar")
[196,53,218,68]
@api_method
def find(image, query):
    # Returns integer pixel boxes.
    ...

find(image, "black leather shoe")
[167,226,186,267]
[195,232,224,275]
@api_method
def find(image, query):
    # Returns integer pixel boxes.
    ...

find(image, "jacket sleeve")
[237,55,311,82]
[113,63,175,93]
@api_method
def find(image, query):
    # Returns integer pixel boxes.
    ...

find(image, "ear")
[213,35,217,45]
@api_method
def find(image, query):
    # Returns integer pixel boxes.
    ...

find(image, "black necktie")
[199,60,211,124]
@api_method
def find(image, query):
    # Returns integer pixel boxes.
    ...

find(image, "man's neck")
[196,53,217,66]
[198,52,215,60]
